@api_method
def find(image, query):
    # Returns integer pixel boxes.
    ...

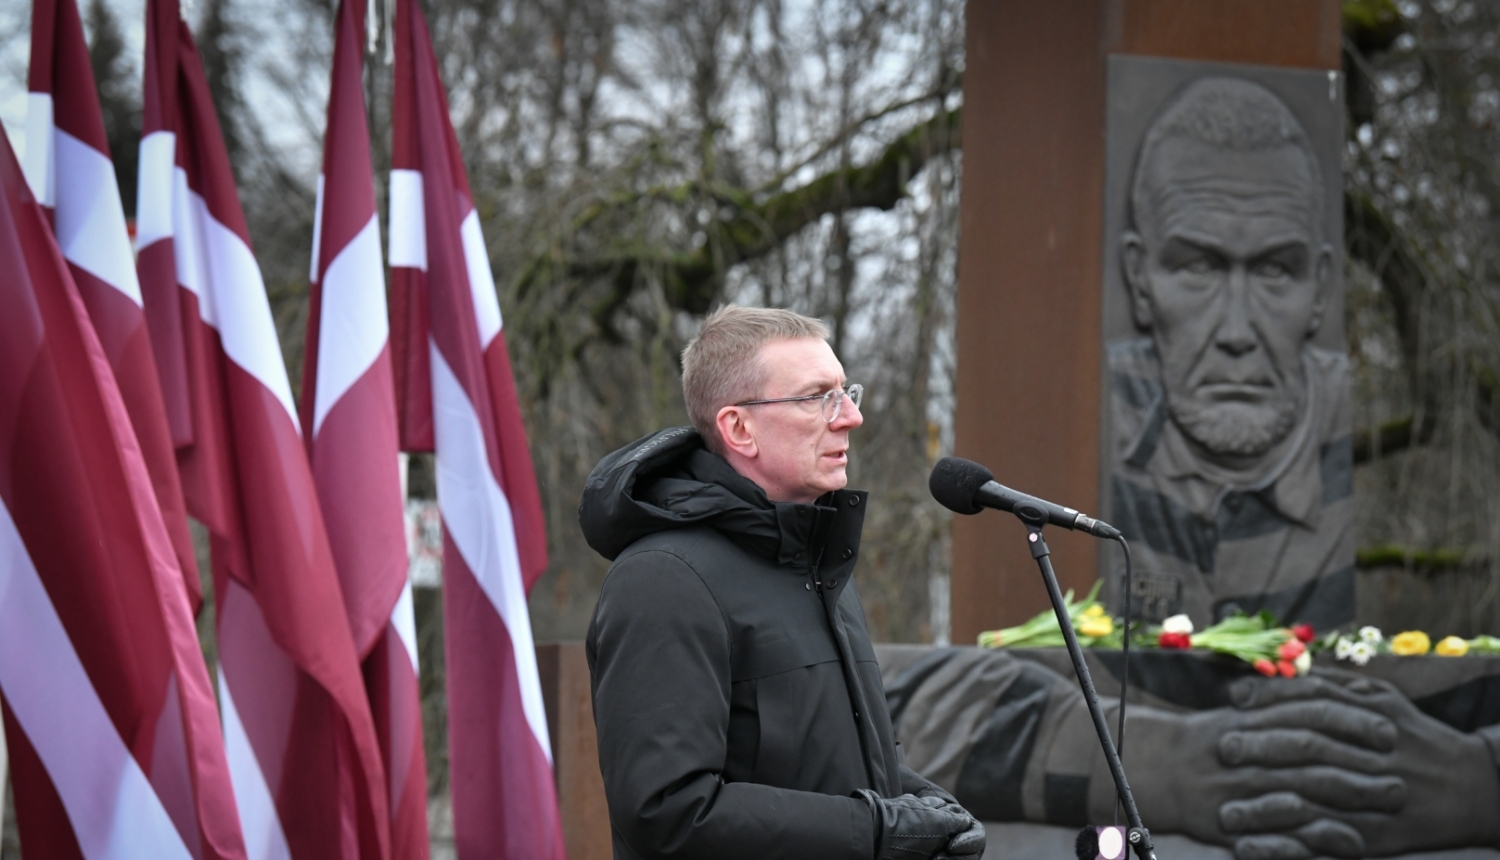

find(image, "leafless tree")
[1345,0,1500,634]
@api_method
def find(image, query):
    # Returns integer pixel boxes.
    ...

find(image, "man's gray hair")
[682,305,831,455]
[1129,76,1323,232]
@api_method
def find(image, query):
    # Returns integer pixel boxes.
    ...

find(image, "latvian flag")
[135,0,392,857]
[1,126,246,860]
[391,0,564,856]
[301,0,429,856]
[24,0,201,610]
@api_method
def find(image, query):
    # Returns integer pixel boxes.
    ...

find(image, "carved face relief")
[1123,139,1329,465]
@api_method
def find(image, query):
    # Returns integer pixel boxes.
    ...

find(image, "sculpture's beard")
[1167,395,1301,457]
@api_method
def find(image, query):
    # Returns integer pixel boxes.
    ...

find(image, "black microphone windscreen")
[1075,826,1100,860]
[929,456,994,516]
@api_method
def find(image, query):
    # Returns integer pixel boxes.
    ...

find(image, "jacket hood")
[579,427,809,561]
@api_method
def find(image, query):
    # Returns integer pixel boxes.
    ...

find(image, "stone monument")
[1102,63,1353,630]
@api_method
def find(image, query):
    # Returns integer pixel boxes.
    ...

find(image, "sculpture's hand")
[1221,670,1500,858]
[1122,688,1401,853]
[1216,673,1397,859]
[1219,802,1368,860]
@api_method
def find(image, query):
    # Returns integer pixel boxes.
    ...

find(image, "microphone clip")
[1024,523,1049,561]
[1014,500,1052,529]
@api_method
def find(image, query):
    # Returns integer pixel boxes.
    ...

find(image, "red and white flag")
[0,126,246,860]
[390,0,563,855]
[301,1,429,856]
[24,0,201,610]
[135,1,392,857]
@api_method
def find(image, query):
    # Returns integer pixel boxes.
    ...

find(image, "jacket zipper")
[809,505,881,792]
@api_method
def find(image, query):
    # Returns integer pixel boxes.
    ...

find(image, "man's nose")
[1215,266,1258,357]
[832,396,864,430]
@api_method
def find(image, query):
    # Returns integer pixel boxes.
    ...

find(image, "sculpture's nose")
[1215,267,1257,357]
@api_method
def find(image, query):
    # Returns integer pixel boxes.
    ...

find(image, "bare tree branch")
[513,105,961,331]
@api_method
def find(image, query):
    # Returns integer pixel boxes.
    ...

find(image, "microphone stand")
[1017,511,1157,860]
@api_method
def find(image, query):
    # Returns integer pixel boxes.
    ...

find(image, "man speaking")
[580,306,985,860]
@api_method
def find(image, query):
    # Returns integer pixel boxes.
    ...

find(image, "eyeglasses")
[735,383,864,425]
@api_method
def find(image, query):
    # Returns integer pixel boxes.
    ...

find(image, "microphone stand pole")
[1017,512,1157,860]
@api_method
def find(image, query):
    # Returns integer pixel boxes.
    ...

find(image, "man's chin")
[816,469,849,496]
[1168,399,1298,457]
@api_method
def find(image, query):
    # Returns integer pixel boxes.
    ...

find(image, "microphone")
[929,456,1121,539]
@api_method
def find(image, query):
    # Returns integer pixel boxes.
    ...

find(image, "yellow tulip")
[1436,636,1469,657]
[1390,630,1431,656]
[1084,604,1107,618]
[1079,616,1114,638]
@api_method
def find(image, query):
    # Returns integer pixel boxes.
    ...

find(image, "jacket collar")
[772,489,867,571]
[579,425,868,569]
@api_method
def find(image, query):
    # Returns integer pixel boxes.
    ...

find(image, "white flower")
[1359,626,1383,644]
[1295,650,1312,675]
[1335,638,1353,660]
[1350,641,1375,666]
[1161,614,1194,635]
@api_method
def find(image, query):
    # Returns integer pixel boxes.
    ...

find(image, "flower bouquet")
[1154,611,1313,676]
[978,582,1500,673]
[976,580,1117,649]
[977,583,1314,676]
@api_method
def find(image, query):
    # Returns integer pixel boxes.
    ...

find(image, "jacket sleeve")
[898,763,952,800]
[589,549,876,860]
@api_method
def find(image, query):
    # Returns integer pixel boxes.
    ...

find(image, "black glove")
[913,780,960,806]
[934,817,986,859]
[857,789,977,860]
[912,782,986,858]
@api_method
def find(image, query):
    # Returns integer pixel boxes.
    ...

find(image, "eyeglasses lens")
[823,384,864,423]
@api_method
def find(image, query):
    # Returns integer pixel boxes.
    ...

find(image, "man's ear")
[1308,244,1332,338]
[716,405,758,460]
[1122,230,1154,330]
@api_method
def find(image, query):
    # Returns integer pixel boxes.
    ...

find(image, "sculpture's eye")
[1251,259,1296,294]
[1178,255,1215,277]
[1252,260,1291,280]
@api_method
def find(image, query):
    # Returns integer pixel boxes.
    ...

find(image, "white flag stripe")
[458,210,501,346]
[135,131,176,250]
[21,93,54,207]
[0,500,194,860]
[387,169,425,270]
[169,168,208,315]
[53,129,142,304]
[391,582,419,674]
[167,174,300,431]
[312,214,388,437]
[218,672,292,860]
[308,175,325,283]
[430,344,551,762]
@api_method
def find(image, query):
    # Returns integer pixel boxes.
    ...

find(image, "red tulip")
[1278,638,1307,661]
[1253,658,1277,677]
[1292,624,1316,643]
[1158,631,1192,650]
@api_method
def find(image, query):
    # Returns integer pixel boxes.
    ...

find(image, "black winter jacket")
[581,428,934,860]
